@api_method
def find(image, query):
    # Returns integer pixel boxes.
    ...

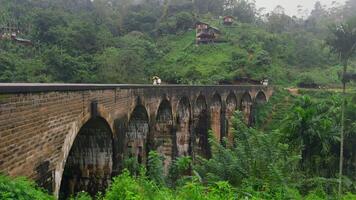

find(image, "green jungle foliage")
[0,0,356,86]
[0,175,54,200]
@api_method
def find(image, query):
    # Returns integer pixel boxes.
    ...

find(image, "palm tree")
[326,17,356,197]
[282,96,338,175]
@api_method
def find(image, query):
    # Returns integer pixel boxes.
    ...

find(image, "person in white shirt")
[157,78,162,85]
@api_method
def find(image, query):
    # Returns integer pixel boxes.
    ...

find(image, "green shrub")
[104,170,143,200]
[195,111,300,190]
[342,192,356,200]
[70,192,92,200]
[146,151,165,186]
[0,175,54,200]
[167,156,192,187]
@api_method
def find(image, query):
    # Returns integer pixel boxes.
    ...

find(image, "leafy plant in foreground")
[0,175,54,200]
[195,111,301,194]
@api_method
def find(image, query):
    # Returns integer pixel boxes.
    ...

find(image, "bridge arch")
[193,94,210,158]
[226,92,238,144]
[255,91,267,104]
[54,105,113,198]
[226,92,238,111]
[176,96,192,157]
[126,104,150,166]
[210,93,223,142]
[240,92,253,125]
[58,113,114,199]
[153,99,174,172]
[250,91,268,126]
[194,94,207,114]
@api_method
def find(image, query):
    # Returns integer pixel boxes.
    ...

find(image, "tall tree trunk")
[338,60,347,198]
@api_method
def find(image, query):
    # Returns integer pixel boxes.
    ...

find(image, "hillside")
[1,0,356,87]
[153,20,355,86]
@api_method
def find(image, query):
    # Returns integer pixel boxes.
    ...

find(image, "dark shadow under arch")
[154,99,174,172]
[193,94,210,158]
[126,105,150,166]
[256,91,267,104]
[59,117,113,199]
[226,92,238,110]
[195,95,207,114]
[250,91,268,126]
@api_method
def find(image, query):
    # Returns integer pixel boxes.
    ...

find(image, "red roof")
[224,16,234,19]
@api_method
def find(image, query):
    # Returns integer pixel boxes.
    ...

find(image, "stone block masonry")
[0,83,272,198]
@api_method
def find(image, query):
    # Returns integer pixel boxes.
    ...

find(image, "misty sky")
[254,0,346,16]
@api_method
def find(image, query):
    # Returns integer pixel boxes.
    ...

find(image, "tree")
[326,17,356,197]
[282,96,339,176]
[232,0,256,23]
[267,6,295,33]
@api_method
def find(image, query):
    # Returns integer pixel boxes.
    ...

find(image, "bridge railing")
[0,83,269,94]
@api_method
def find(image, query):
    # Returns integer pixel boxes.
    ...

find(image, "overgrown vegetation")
[1,0,356,85]
[0,175,54,200]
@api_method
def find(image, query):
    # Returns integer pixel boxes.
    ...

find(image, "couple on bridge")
[152,76,162,85]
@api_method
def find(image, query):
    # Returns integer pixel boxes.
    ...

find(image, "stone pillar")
[176,117,190,157]
[154,119,174,173]
[210,105,222,141]
[241,101,252,125]
[225,109,234,145]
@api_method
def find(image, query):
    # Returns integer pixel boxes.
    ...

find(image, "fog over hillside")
[255,0,347,16]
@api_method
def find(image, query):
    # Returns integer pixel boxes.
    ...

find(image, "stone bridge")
[0,84,272,198]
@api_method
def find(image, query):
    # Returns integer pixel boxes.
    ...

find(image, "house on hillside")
[223,16,234,25]
[195,21,221,44]
[1,25,32,46]
[0,26,16,40]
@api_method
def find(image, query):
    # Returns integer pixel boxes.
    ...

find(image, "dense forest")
[0,0,356,200]
[0,0,356,85]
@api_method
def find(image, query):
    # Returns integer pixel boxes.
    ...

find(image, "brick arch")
[156,99,173,122]
[176,96,192,157]
[176,96,191,117]
[128,96,150,121]
[211,92,222,106]
[153,98,174,172]
[226,92,238,110]
[128,97,151,123]
[194,94,207,115]
[54,104,114,198]
[210,93,223,141]
[249,91,268,126]
[240,92,253,125]
[255,91,267,104]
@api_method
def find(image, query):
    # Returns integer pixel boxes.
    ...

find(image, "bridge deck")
[0,83,268,94]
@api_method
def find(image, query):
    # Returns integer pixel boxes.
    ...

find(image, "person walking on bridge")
[152,76,162,85]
